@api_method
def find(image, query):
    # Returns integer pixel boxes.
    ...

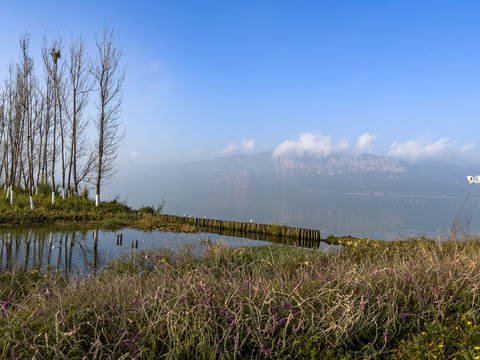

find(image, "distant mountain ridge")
[135,151,472,196]
[272,152,407,176]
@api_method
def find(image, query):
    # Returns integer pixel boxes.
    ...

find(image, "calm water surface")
[4,189,479,275]
[0,228,335,276]
[143,188,480,240]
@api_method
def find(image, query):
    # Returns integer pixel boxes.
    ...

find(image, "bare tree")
[92,26,125,207]
[42,36,64,203]
[1,69,13,197]
[0,82,7,191]
[67,35,93,196]
[39,58,52,188]
[7,64,24,204]
[0,28,126,206]
[18,33,37,209]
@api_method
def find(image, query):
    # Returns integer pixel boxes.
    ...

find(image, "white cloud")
[389,138,453,161]
[272,132,348,158]
[388,137,479,163]
[221,143,238,154]
[242,139,255,151]
[357,132,377,152]
[221,139,256,154]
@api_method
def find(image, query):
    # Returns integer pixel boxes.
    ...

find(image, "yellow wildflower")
[468,321,473,325]
[475,346,480,350]
[438,344,444,348]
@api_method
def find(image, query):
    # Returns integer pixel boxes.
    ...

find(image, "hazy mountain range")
[130,151,474,196]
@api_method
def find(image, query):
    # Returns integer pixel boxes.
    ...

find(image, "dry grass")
[2,236,480,358]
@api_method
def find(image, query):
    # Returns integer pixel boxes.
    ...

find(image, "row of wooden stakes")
[158,214,321,242]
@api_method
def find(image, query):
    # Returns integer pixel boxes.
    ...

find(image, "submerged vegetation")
[2,237,480,358]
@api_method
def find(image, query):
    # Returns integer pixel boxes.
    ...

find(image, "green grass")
[0,187,197,232]
[3,237,480,358]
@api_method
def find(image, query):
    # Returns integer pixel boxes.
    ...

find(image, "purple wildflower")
[259,343,273,354]
[132,294,140,306]
[400,313,409,319]
[125,331,142,348]
[131,347,140,359]
[132,332,142,342]
[220,308,230,315]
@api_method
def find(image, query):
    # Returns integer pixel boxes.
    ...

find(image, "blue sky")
[1,0,480,166]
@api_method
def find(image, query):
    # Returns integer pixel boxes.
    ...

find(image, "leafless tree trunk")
[40,77,52,188]
[67,35,92,197]
[0,85,7,189]
[8,64,25,204]
[92,26,125,207]
[18,33,37,209]
[43,36,64,204]
[35,94,46,193]
[1,79,10,197]
[58,80,67,199]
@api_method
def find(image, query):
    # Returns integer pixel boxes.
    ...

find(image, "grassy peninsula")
[0,186,198,233]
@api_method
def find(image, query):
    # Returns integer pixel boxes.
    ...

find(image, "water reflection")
[0,228,337,277]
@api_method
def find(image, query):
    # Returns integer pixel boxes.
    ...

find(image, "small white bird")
[249,219,253,223]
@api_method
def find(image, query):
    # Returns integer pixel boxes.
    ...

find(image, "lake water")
[4,187,479,276]
[0,228,335,276]
[122,187,480,241]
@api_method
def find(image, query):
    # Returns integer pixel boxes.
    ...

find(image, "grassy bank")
[2,237,480,358]
[0,187,198,233]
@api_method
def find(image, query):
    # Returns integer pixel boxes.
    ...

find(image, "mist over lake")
[107,186,480,241]
[107,152,480,240]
